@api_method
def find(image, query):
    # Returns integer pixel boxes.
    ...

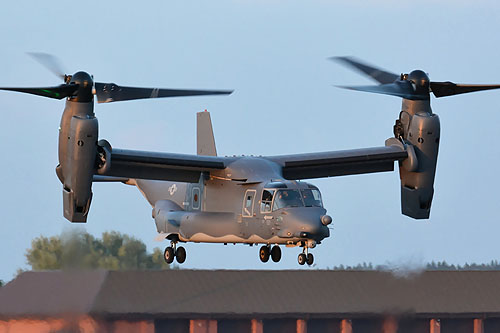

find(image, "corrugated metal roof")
[1,270,500,319]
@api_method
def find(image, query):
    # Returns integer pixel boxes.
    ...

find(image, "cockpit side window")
[301,189,323,207]
[261,189,275,213]
[272,189,304,211]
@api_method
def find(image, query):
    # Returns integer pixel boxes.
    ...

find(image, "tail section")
[197,111,217,156]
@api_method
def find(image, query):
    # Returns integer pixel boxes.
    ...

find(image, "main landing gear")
[298,246,314,266]
[259,245,281,263]
[164,241,186,264]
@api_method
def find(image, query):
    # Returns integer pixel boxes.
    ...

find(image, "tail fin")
[196,110,217,156]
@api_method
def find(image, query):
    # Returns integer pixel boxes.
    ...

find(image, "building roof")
[1,270,500,319]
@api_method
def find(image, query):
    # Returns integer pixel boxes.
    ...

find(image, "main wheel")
[298,253,306,265]
[164,247,175,264]
[307,253,314,266]
[176,246,186,264]
[271,245,281,262]
[259,246,270,263]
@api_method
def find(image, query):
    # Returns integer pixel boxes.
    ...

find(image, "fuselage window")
[301,189,323,207]
[242,190,256,217]
[273,189,304,211]
[261,189,275,213]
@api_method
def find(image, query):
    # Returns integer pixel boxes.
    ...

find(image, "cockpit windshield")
[261,187,324,212]
[300,189,323,207]
[272,190,304,210]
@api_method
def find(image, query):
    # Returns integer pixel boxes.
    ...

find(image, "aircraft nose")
[286,208,330,240]
[299,222,330,240]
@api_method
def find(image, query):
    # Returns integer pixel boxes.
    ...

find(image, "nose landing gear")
[163,241,186,264]
[298,246,314,266]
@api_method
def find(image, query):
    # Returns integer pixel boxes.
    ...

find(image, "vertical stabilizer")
[197,111,217,156]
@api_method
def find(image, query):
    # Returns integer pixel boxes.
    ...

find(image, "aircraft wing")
[265,145,408,180]
[97,148,230,183]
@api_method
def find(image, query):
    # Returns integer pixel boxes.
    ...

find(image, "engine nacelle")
[59,101,98,222]
[396,100,440,219]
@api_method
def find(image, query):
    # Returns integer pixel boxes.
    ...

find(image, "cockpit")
[260,184,323,213]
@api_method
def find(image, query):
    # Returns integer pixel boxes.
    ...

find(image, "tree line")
[24,229,170,271]
[332,261,500,271]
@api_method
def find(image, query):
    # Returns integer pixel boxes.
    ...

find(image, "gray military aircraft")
[2,54,500,266]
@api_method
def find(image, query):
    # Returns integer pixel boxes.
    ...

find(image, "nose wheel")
[164,241,187,264]
[298,253,307,265]
[307,253,314,265]
[298,246,314,266]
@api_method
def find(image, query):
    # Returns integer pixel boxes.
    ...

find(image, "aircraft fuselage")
[135,157,331,249]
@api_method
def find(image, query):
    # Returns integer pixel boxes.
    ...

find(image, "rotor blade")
[0,84,79,99]
[337,81,429,100]
[27,52,67,80]
[430,81,500,98]
[94,82,233,103]
[331,56,399,85]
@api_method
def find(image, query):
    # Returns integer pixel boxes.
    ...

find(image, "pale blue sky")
[1,1,500,281]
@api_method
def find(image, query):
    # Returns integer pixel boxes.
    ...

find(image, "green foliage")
[0,280,3,287]
[25,230,170,270]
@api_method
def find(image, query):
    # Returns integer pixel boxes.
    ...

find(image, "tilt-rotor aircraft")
[2,54,500,266]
